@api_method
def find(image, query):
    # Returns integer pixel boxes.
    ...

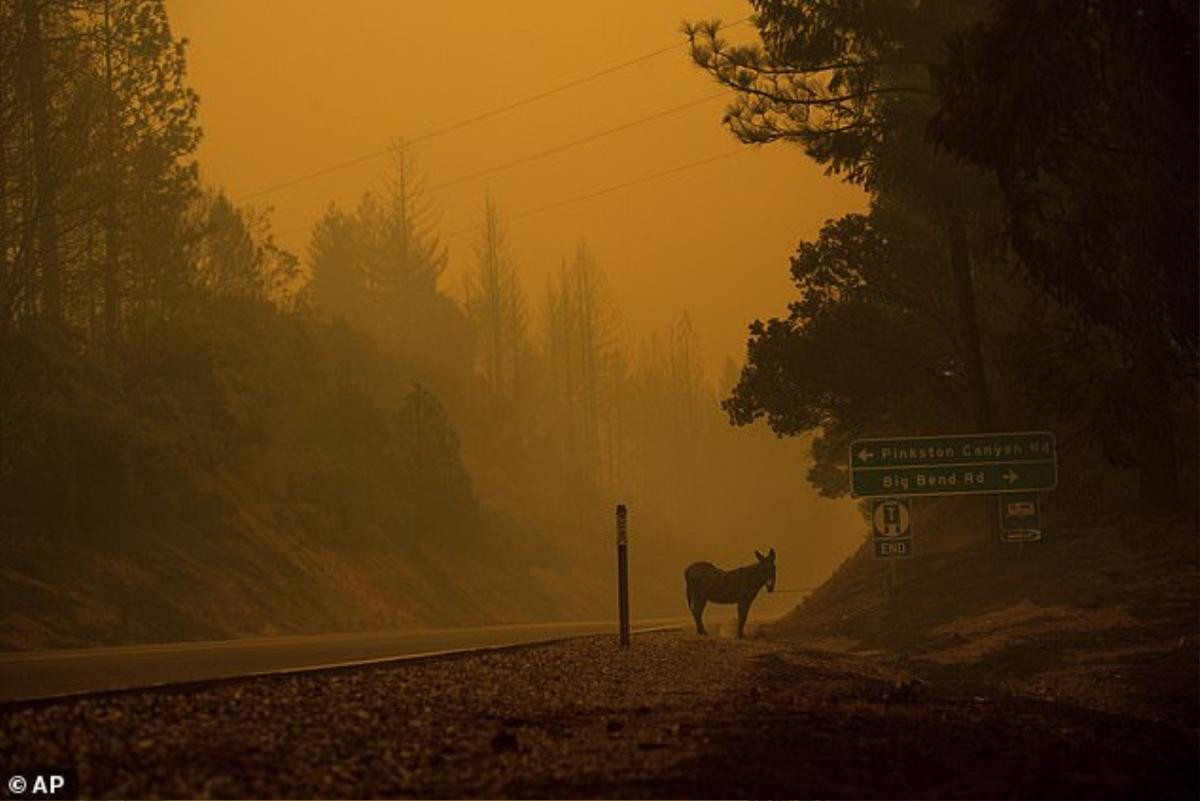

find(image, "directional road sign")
[850,431,1057,497]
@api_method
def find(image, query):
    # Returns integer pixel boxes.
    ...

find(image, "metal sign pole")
[616,504,630,647]
[989,495,999,548]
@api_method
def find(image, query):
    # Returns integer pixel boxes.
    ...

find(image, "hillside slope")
[772,495,1198,731]
[0,476,615,651]
[0,310,620,651]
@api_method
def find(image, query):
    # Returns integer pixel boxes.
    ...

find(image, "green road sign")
[850,431,1057,497]
[852,461,1057,497]
[851,431,1055,469]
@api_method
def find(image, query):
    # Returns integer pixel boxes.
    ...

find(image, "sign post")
[871,497,912,599]
[850,431,1057,497]
[616,504,630,647]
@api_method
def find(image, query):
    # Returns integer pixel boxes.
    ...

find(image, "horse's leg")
[736,599,750,638]
[693,598,707,635]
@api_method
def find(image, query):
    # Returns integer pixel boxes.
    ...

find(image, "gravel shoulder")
[1,629,1195,799]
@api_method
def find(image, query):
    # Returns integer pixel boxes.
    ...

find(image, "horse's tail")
[684,562,709,613]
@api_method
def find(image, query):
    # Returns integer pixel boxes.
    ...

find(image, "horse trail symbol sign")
[871,498,913,559]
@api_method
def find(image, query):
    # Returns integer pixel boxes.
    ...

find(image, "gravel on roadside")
[0,630,1194,799]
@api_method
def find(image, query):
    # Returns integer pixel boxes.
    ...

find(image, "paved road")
[0,618,688,703]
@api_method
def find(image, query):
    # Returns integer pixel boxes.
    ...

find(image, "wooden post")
[616,504,630,647]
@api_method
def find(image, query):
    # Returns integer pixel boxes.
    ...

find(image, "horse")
[684,548,776,638]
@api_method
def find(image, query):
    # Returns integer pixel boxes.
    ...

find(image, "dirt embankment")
[771,496,1199,730]
[0,483,615,651]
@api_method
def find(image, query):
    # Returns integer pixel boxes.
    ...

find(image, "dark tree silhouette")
[724,201,969,496]
[928,0,1198,511]
[686,2,1000,428]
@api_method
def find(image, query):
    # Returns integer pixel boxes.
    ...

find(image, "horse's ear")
[755,549,765,561]
[767,548,776,561]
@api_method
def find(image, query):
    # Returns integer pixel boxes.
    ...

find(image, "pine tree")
[463,195,527,405]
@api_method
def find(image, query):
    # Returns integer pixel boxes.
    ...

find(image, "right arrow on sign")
[848,431,1057,497]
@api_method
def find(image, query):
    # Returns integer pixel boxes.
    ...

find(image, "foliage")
[308,145,473,394]
[0,298,478,551]
[929,0,1198,371]
[191,191,301,305]
[0,0,201,334]
[724,202,970,495]
[683,2,978,194]
[542,240,622,494]
[463,196,529,405]
[691,1,1197,510]
[925,0,1197,510]
[687,1,1002,432]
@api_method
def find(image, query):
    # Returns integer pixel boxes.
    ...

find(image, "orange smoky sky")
[168,0,867,378]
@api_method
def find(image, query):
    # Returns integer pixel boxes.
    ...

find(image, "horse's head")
[754,548,776,592]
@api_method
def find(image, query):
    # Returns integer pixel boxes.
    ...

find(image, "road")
[0,617,687,704]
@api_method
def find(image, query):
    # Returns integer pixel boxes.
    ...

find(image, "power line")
[273,146,749,242]
[428,90,731,193]
[268,92,737,241]
[239,16,750,202]
[447,147,749,238]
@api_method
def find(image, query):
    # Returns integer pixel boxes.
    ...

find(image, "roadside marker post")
[616,504,630,647]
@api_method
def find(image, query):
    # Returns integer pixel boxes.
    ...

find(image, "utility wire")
[269,92,738,241]
[273,147,749,241]
[239,16,750,202]
[428,89,732,193]
[446,147,748,239]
